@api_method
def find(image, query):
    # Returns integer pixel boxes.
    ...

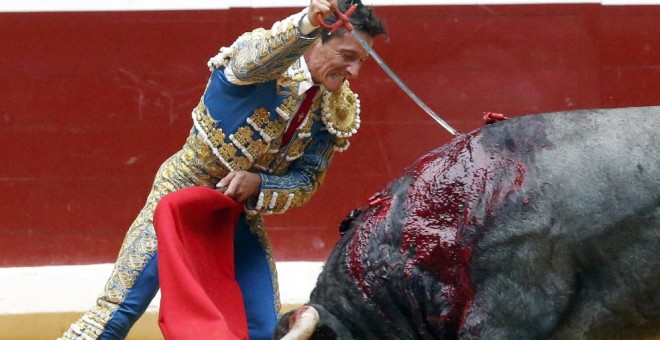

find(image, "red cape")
[154,186,248,339]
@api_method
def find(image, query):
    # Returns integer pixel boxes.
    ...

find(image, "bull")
[275,106,660,339]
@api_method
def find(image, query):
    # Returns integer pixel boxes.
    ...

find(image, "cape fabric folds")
[154,186,248,339]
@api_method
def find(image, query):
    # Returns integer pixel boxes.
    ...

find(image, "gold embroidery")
[284,118,314,160]
[263,121,286,142]
[228,11,317,83]
[253,151,278,171]
[333,137,351,152]
[231,126,269,162]
[234,155,252,170]
[248,107,286,142]
[195,104,226,146]
[322,82,361,139]
[250,107,271,127]
[279,95,299,118]
[219,143,239,163]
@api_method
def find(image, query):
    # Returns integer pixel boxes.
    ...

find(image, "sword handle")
[316,5,357,33]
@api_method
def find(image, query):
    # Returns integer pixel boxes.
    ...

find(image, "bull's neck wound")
[346,129,536,335]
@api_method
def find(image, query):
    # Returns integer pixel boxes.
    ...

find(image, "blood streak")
[346,190,392,297]
[400,131,530,335]
[344,127,537,336]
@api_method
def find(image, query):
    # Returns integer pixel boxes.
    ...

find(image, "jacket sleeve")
[246,132,339,215]
[210,9,321,84]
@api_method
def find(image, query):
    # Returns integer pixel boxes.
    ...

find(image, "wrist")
[301,11,320,35]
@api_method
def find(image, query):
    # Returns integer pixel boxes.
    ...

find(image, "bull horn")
[281,305,320,340]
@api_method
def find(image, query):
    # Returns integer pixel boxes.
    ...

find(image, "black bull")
[275,106,660,339]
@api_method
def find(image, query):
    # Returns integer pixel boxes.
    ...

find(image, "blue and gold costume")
[60,9,360,340]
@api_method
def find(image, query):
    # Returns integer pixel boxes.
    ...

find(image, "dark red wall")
[1,4,659,266]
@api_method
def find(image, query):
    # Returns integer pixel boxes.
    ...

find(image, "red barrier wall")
[1,4,659,266]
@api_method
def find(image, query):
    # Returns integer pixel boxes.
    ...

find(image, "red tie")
[281,86,319,146]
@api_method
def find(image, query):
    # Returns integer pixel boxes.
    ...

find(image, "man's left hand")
[216,171,261,202]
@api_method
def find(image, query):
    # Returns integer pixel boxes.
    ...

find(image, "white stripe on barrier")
[0,0,658,12]
[0,262,323,315]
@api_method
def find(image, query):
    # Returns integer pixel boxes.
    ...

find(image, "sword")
[317,6,459,136]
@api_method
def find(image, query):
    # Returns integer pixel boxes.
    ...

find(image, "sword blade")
[350,30,458,136]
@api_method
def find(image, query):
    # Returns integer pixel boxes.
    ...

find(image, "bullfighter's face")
[304,30,373,93]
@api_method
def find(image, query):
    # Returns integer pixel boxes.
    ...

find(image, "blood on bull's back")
[276,106,660,340]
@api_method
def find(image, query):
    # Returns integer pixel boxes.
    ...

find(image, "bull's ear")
[338,209,361,236]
